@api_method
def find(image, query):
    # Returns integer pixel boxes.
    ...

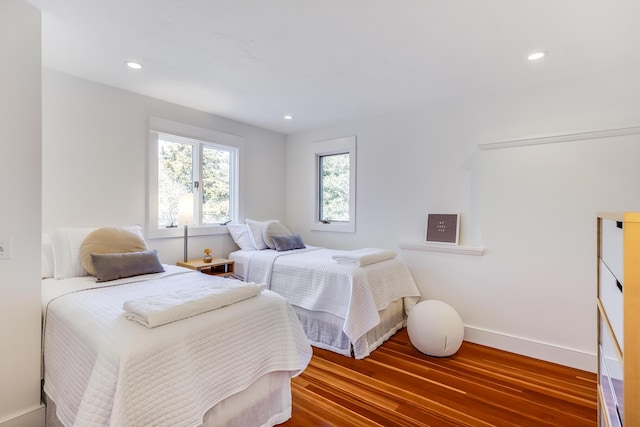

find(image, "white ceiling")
[26,0,640,134]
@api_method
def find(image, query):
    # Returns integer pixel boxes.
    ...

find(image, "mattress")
[41,265,312,426]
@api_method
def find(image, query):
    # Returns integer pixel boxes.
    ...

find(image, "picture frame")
[426,213,460,245]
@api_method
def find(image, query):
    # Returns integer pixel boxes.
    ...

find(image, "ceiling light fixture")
[527,51,545,61]
[283,115,293,120]
[126,61,143,70]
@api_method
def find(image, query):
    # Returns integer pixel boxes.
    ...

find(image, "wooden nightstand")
[177,258,235,277]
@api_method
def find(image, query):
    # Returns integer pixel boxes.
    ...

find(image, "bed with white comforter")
[229,246,421,359]
[41,265,312,427]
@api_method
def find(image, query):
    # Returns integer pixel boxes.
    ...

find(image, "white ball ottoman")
[407,300,464,357]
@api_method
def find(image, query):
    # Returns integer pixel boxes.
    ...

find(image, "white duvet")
[42,266,312,427]
[243,247,421,347]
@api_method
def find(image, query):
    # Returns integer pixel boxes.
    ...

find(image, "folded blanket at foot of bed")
[123,282,266,328]
[331,248,397,266]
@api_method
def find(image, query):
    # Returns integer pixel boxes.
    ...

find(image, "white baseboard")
[464,325,597,373]
[0,404,45,427]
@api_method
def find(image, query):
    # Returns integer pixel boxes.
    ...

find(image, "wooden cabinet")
[177,258,235,277]
[597,213,640,426]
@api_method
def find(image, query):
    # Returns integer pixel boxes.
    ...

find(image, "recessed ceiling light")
[527,51,545,61]
[283,115,293,120]
[126,61,143,70]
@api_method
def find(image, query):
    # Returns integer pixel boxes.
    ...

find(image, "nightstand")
[177,258,235,277]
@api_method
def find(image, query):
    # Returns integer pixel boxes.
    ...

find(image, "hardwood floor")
[284,329,597,426]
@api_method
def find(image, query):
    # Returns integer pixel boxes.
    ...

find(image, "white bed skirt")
[45,371,292,427]
[293,298,405,359]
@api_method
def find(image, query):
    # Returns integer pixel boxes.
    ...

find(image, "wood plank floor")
[283,328,597,426]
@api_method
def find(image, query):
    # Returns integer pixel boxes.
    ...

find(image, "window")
[312,136,356,232]
[148,117,243,239]
[319,153,350,222]
[156,134,233,227]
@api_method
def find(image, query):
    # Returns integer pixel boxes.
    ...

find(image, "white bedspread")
[42,267,312,427]
[244,247,421,346]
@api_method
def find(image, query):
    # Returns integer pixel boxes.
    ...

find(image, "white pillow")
[262,221,291,250]
[245,219,277,250]
[50,225,143,279]
[227,224,256,251]
[41,233,54,279]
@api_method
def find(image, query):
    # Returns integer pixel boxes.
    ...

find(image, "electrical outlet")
[0,238,11,260]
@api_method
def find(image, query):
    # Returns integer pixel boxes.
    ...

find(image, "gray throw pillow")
[272,234,306,252]
[91,249,165,282]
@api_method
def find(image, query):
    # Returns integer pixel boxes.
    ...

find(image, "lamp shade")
[178,193,194,226]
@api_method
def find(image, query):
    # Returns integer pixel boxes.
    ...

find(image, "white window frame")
[311,135,356,233]
[147,117,244,239]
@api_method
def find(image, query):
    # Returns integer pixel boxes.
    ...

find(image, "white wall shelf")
[479,125,640,151]
[399,243,485,256]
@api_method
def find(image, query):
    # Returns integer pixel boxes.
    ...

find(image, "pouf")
[407,300,464,357]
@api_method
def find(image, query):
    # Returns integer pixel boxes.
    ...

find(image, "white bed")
[229,246,421,359]
[41,265,312,427]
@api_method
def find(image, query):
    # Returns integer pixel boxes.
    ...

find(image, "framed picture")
[426,213,460,245]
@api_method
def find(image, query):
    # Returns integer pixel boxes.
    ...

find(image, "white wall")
[42,69,287,263]
[285,66,640,371]
[0,1,45,425]
[36,22,640,373]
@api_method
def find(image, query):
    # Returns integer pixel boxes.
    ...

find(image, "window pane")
[158,139,193,228]
[148,121,244,238]
[320,153,350,222]
[202,146,231,224]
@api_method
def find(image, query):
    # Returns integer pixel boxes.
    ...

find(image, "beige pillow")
[80,227,148,276]
[262,221,291,249]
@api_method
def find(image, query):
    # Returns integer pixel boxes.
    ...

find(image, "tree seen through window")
[319,153,350,222]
